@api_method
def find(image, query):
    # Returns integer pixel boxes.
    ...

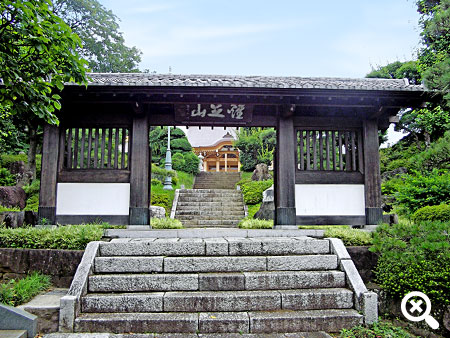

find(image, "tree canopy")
[52,0,142,72]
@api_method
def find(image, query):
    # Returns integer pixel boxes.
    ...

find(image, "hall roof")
[77,73,424,92]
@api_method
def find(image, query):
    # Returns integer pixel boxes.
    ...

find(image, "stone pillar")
[38,124,60,224]
[363,119,382,224]
[129,113,150,225]
[275,113,296,225]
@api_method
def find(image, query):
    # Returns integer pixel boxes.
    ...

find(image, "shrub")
[171,153,185,171]
[0,272,51,306]
[238,179,273,204]
[151,217,183,229]
[339,320,414,338]
[412,204,450,223]
[23,179,40,212]
[183,152,199,175]
[151,178,162,186]
[238,218,273,229]
[151,193,171,215]
[170,138,192,152]
[0,168,16,186]
[0,154,42,179]
[395,169,450,214]
[0,205,20,212]
[0,224,104,250]
[298,225,373,246]
[371,221,450,307]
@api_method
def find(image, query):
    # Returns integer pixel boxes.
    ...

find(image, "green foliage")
[415,130,450,171]
[0,168,15,186]
[299,226,373,246]
[395,169,450,214]
[412,204,450,223]
[171,153,185,171]
[150,217,183,229]
[150,127,193,164]
[371,221,450,306]
[0,272,51,306]
[0,154,42,179]
[22,179,40,212]
[183,152,200,175]
[238,218,273,229]
[0,0,88,124]
[0,205,20,212]
[53,0,142,72]
[151,193,171,216]
[237,179,273,205]
[339,320,414,338]
[366,60,421,84]
[247,204,261,219]
[0,224,104,250]
[235,128,275,171]
[151,178,162,186]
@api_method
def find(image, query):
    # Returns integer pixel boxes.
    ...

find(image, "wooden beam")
[129,113,150,224]
[275,111,296,226]
[295,171,363,184]
[38,124,60,224]
[363,119,383,224]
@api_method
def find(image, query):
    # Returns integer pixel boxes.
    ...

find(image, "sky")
[100,0,422,145]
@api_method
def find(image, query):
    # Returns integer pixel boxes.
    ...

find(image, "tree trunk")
[424,131,431,148]
[17,123,38,187]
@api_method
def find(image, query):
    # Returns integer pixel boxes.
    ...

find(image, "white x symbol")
[410,299,423,314]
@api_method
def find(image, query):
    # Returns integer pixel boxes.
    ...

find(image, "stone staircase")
[174,189,245,228]
[59,237,377,335]
[193,172,242,189]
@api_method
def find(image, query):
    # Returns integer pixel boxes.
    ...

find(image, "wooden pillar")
[216,160,220,172]
[129,114,150,225]
[363,119,383,224]
[275,113,296,225]
[38,124,60,224]
[224,153,228,172]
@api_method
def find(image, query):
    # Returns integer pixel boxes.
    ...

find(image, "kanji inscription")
[175,103,253,124]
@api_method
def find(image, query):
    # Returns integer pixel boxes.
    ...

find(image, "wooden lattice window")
[63,128,130,170]
[297,129,363,172]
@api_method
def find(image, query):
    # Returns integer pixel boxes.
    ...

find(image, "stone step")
[176,216,243,222]
[82,288,353,313]
[180,222,239,228]
[89,270,345,292]
[43,332,333,338]
[196,219,241,225]
[100,237,329,257]
[74,309,362,333]
[175,210,245,216]
[163,255,337,273]
[178,197,243,202]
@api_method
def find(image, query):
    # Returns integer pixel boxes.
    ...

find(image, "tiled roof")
[74,73,425,92]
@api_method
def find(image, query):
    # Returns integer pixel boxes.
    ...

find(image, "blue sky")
[101,0,421,78]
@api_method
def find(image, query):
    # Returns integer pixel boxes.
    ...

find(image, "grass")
[150,217,183,229]
[336,319,418,338]
[246,203,261,218]
[151,170,195,215]
[298,225,373,246]
[238,218,273,229]
[0,272,51,306]
[0,205,21,212]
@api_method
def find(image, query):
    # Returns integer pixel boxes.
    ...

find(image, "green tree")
[235,128,275,171]
[52,0,142,72]
[417,0,450,104]
[149,127,193,165]
[367,60,421,84]
[0,0,88,184]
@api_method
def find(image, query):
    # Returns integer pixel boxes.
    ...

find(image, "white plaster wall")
[56,183,130,215]
[295,184,365,216]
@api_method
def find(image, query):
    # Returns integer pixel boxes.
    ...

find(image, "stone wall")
[0,248,84,287]
[347,246,379,283]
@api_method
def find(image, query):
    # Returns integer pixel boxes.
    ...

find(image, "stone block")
[0,186,26,209]
[339,259,367,309]
[0,330,27,338]
[94,257,164,273]
[199,312,249,333]
[204,238,229,255]
[244,271,346,290]
[0,211,25,228]
[248,309,363,333]
[0,303,37,338]
[75,312,198,333]
[149,205,165,219]
[327,238,351,262]
[362,291,378,325]
[228,238,329,256]
[267,255,337,271]
[199,273,245,291]
[59,295,76,333]
[88,274,199,292]
[280,288,353,310]
[82,293,163,313]
[99,240,205,256]
[164,290,280,312]
[164,256,267,272]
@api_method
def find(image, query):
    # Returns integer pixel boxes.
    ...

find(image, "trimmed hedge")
[150,217,183,229]
[237,179,273,205]
[238,218,273,229]
[412,204,450,223]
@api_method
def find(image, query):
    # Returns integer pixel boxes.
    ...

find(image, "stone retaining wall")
[0,245,378,288]
[0,248,83,287]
